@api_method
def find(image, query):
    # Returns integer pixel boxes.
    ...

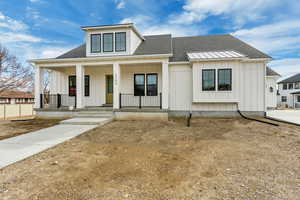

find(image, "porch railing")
[40,94,76,109]
[120,93,162,109]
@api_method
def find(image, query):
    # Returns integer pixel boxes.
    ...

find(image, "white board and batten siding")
[169,61,266,112]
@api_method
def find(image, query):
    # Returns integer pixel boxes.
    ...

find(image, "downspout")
[235,103,279,126]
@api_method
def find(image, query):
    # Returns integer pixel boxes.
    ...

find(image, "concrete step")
[75,111,114,118]
[60,117,113,125]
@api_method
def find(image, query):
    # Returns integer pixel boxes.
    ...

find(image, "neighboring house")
[0,90,34,104]
[278,73,300,108]
[266,67,281,109]
[30,23,272,117]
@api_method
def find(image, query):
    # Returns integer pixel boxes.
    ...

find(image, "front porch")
[34,58,169,111]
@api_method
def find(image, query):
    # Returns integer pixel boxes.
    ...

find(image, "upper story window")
[283,83,287,90]
[103,33,113,52]
[288,83,294,90]
[91,34,101,53]
[295,82,300,89]
[115,32,126,52]
[218,69,232,91]
[202,69,216,91]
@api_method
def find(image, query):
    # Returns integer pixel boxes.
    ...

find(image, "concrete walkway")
[0,116,115,169]
[267,110,300,125]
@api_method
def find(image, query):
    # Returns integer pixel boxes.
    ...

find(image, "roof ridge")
[172,34,232,39]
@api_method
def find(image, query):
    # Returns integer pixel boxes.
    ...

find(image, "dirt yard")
[0,118,299,200]
[0,118,65,140]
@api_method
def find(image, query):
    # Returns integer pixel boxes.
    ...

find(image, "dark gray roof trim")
[291,90,300,95]
[266,67,280,76]
[279,73,300,84]
[56,34,271,62]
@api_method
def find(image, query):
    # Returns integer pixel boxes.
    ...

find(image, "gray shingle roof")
[56,34,271,62]
[134,34,172,55]
[170,34,271,62]
[279,73,300,83]
[266,67,280,76]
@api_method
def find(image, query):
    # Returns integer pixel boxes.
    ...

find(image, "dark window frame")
[202,69,216,91]
[90,34,101,53]
[84,75,90,97]
[134,74,145,96]
[115,32,126,52]
[218,68,232,91]
[68,75,90,97]
[103,33,114,52]
[146,73,158,96]
[288,83,294,90]
[283,83,287,90]
[281,96,287,102]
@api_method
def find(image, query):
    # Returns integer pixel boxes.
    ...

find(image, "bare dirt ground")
[0,118,299,200]
[0,118,65,140]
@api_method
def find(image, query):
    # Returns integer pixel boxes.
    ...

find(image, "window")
[85,75,90,97]
[283,83,287,90]
[69,76,76,96]
[288,83,293,90]
[69,75,90,96]
[202,69,215,91]
[295,82,300,89]
[146,74,158,96]
[91,34,101,53]
[103,33,113,52]
[298,96,300,102]
[115,32,126,52]
[269,87,274,93]
[281,96,287,102]
[134,74,145,96]
[218,69,232,91]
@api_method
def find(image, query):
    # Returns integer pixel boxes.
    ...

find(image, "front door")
[106,75,113,104]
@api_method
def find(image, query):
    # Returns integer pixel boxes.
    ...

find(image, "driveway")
[267,110,300,125]
[0,124,97,169]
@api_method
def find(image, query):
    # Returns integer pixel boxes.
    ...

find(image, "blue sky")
[0,0,299,78]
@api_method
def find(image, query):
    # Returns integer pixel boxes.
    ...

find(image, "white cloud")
[269,59,300,80]
[116,0,125,9]
[0,12,28,31]
[233,20,300,54]
[120,15,206,36]
[169,0,280,26]
[0,32,42,43]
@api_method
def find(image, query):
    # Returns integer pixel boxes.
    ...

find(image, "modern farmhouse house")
[30,23,273,118]
[277,73,300,108]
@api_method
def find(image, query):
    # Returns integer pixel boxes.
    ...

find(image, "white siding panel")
[169,65,192,111]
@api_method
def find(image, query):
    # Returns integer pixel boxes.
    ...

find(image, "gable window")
[146,74,158,96]
[288,83,293,90]
[103,33,113,52]
[91,34,101,53]
[218,69,232,91]
[69,75,90,97]
[281,96,287,102]
[202,69,215,91]
[134,74,145,96]
[115,32,126,52]
[283,83,287,90]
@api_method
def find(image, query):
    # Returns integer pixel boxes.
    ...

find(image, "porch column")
[76,64,85,109]
[113,62,120,109]
[162,61,169,109]
[34,65,44,108]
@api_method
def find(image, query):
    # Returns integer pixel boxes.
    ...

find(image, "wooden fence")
[0,104,35,120]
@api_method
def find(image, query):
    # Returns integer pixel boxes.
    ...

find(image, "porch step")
[60,117,113,125]
[75,111,114,118]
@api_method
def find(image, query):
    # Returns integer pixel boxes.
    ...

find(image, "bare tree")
[0,44,33,93]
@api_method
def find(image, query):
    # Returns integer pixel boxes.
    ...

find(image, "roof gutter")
[29,54,173,64]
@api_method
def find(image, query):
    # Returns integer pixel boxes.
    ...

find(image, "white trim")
[169,61,191,65]
[81,23,145,41]
[29,54,172,64]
